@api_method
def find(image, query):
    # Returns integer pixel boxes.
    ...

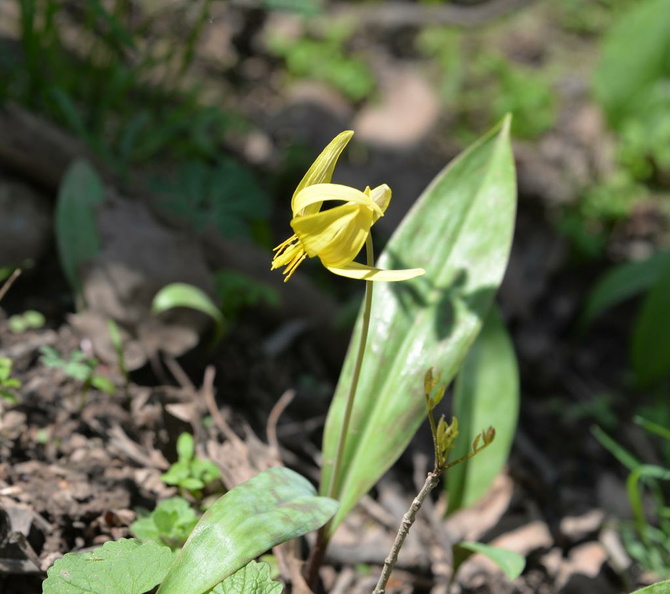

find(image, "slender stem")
[373,471,441,594]
[305,236,376,588]
[326,235,375,500]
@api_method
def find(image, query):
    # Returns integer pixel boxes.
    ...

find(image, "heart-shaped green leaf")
[158,467,337,594]
[320,115,516,531]
[43,539,173,594]
[208,560,282,594]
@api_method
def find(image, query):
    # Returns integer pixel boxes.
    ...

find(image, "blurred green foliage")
[416,28,556,140]
[2,0,236,168]
[152,159,271,240]
[593,0,670,184]
[0,357,22,404]
[39,345,115,395]
[267,21,375,102]
[594,422,670,578]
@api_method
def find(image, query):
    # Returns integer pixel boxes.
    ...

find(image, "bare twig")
[374,370,496,593]
[373,471,441,594]
[332,0,535,28]
[163,354,196,392]
[230,0,535,28]
[0,268,21,303]
[266,389,295,464]
[201,365,242,445]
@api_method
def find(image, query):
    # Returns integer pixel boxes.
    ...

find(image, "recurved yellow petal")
[292,183,383,218]
[292,131,354,215]
[370,184,392,223]
[326,262,426,281]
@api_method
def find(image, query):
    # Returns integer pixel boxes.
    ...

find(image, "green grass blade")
[592,425,641,471]
[320,115,517,531]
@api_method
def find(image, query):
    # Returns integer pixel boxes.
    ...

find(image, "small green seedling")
[161,433,221,496]
[7,310,45,334]
[39,346,115,396]
[131,497,199,550]
[0,358,21,404]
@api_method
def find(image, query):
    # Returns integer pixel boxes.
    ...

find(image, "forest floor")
[0,1,668,593]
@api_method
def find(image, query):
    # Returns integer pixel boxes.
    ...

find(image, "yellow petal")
[317,208,374,268]
[292,203,361,258]
[292,131,354,215]
[369,184,391,223]
[292,183,383,218]
[326,262,426,281]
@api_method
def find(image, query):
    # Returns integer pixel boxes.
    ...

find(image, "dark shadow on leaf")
[382,250,498,342]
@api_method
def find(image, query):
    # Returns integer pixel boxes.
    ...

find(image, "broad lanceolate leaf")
[457,541,525,580]
[43,538,173,594]
[152,282,226,344]
[632,254,670,385]
[209,561,282,594]
[447,305,519,514]
[580,250,670,330]
[56,159,105,295]
[320,115,517,531]
[158,467,338,594]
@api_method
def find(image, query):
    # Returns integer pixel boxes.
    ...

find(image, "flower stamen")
[272,234,308,281]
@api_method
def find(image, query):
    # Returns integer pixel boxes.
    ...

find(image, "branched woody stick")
[373,369,495,594]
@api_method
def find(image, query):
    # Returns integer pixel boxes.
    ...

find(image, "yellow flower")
[271,131,425,282]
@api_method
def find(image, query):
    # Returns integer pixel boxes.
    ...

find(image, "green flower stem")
[326,234,375,501]
[305,235,376,588]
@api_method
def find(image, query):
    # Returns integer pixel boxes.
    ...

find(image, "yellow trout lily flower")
[271,131,425,282]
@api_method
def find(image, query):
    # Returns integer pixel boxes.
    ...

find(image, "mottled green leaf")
[320,115,516,531]
[158,467,338,594]
[458,541,525,580]
[209,561,282,594]
[447,306,519,513]
[152,283,225,344]
[56,159,104,295]
[632,255,670,385]
[43,539,173,594]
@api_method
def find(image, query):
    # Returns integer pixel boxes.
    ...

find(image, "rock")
[555,542,616,594]
[79,193,215,363]
[353,64,440,149]
[560,509,605,543]
[457,521,552,590]
[0,178,52,268]
[445,473,516,543]
[597,472,633,520]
